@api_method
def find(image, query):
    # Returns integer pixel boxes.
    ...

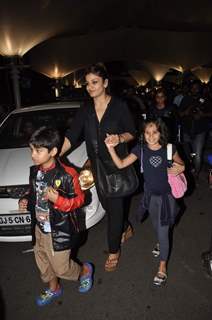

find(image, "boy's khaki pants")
[34,226,81,283]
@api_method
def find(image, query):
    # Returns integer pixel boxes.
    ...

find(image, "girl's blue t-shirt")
[131,144,176,195]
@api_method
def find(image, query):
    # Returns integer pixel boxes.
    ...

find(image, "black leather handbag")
[95,157,139,198]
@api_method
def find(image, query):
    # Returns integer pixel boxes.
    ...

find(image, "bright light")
[193,67,212,84]
[41,64,72,79]
[199,76,210,84]
[4,33,13,55]
[129,69,151,86]
[53,65,59,79]
[140,81,148,86]
[143,62,171,83]
[55,87,59,97]
[173,65,184,73]
[0,29,53,57]
[154,73,165,82]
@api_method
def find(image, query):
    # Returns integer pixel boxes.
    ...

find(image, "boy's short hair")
[29,126,62,155]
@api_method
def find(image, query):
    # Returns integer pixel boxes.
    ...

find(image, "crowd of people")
[124,79,212,181]
[18,63,212,307]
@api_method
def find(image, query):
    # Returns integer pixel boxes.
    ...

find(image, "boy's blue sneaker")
[78,262,94,293]
[36,286,63,306]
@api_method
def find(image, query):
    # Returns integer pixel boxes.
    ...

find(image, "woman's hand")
[168,162,185,176]
[46,187,59,204]
[105,134,120,148]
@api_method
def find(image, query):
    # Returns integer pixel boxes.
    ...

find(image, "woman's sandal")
[153,271,167,286]
[104,252,120,272]
[121,225,134,244]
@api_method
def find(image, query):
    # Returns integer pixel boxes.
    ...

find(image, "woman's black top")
[65,96,136,171]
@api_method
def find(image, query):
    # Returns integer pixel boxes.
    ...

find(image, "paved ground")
[0,168,212,320]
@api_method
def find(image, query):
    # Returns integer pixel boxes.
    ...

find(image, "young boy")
[19,126,94,306]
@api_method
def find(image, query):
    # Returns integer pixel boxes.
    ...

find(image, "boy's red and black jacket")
[22,160,85,251]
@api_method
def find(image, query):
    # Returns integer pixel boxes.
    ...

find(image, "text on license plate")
[0,214,31,226]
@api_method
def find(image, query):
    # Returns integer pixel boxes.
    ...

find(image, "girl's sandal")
[153,271,167,286]
[104,252,120,272]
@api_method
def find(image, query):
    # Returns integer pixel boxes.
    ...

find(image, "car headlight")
[0,185,29,199]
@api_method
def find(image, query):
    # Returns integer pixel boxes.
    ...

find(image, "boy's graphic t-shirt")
[35,169,52,233]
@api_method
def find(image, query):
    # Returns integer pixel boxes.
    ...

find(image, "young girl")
[105,118,185,286]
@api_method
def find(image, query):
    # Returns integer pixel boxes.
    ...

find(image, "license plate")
[0,213,31,226]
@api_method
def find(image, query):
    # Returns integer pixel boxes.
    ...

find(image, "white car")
[0,102,105,242]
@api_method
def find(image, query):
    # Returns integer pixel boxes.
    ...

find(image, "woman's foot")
[105,252,120,272]
[121,225,134,244]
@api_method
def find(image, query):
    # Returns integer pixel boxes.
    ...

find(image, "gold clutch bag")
[79,169,95,190]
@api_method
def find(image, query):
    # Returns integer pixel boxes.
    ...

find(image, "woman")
[61,63,136,271]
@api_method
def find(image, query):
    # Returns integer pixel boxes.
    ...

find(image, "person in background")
[173,84,189,107]
[61,63,136,272]
[19,127,94,306]
[147,87,178,143]
[123,86,147,134]
[105,119,185,286]
[178,80,212,180]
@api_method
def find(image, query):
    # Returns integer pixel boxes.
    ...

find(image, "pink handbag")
[168,173,187,198]
[167,144,187,198]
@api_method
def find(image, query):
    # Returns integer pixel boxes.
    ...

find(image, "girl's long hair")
[142,118,169,148]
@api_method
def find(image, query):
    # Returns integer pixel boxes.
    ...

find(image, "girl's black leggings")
[149,204,170,261]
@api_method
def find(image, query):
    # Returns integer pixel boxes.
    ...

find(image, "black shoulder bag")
[94,129,139,198]
[96,156,139,198]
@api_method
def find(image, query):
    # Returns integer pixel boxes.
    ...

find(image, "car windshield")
[0,107,78,149]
